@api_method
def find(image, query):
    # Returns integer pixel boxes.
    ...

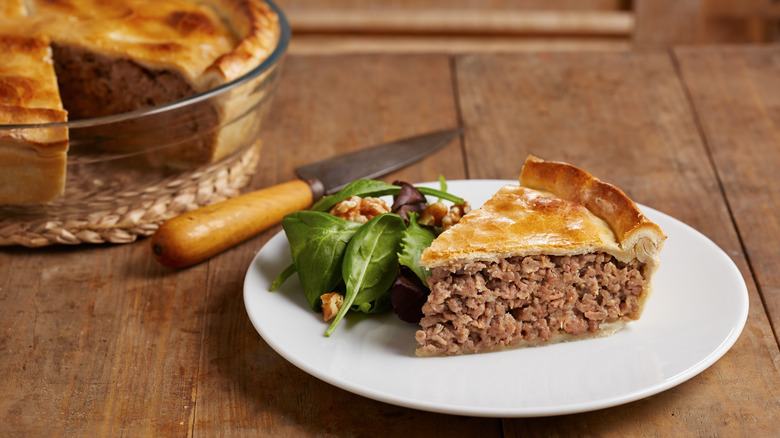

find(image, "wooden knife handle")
[151,179,314,268]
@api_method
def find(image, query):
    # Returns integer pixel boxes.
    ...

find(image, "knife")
[150,128,460,268]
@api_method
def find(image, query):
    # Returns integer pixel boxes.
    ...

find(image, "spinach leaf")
[398,213,435,283]
[282,211,362,310]
[311,179,399,212]
[325,213,405,336]
[269,263,296,291]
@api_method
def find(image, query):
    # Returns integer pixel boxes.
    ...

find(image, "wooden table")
[2,46,778,436]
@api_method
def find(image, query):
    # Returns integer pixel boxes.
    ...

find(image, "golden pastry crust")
[31,0,280,90]
[420,155,666,272]
[0,34,63,113]
[419,184,619,266]
[0,0,26,18]
[203,0,281,88]
[519,155,665,268]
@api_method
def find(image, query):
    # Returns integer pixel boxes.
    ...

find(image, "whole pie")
[0,0,281,204]
[415,155,666,356]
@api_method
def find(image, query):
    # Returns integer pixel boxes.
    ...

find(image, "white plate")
[243,180,748,417]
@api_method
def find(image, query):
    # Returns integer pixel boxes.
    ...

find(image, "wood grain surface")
[674,46,780,343]
[1,48,778,436]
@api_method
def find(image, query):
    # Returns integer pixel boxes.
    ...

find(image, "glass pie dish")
[0,0,290,247]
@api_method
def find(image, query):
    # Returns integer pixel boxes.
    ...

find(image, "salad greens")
[325,213,405,336]
[312,179,463,213]
[271,178,465,336]
[278,211,362,310]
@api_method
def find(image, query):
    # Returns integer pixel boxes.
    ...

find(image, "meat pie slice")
[415,155,666,356]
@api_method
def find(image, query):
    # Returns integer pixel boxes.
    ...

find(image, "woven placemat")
[0,142,261,247]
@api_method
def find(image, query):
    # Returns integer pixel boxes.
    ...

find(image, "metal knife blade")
[151,128,461,267]
[295,128,460,198]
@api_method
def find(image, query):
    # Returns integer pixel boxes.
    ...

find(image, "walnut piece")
[321,292,343,321]
[329,196,390,223]
[442,201,471,231]
[418,202,448,227]
[419,201,471,230]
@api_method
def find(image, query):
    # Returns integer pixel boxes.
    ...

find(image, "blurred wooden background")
[275,0,780,53]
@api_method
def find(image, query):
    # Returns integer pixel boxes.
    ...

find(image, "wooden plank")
[699,0,779,44]
[275,0,626,13]
[707,0,780,18]
[289,35,631,55]
[633,0,777,46]
[674,45,780,343]
[285,9,634,36]
[0,244,209,435]
[633,0,704,48]
[454,51,779,436]
[189,54,498,436]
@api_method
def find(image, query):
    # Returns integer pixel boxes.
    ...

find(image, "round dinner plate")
[243,180,749,417]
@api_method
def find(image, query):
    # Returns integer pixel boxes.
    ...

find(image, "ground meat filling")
[51,43,221,167]
[416,252,646,355]
[52,43,197,119]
